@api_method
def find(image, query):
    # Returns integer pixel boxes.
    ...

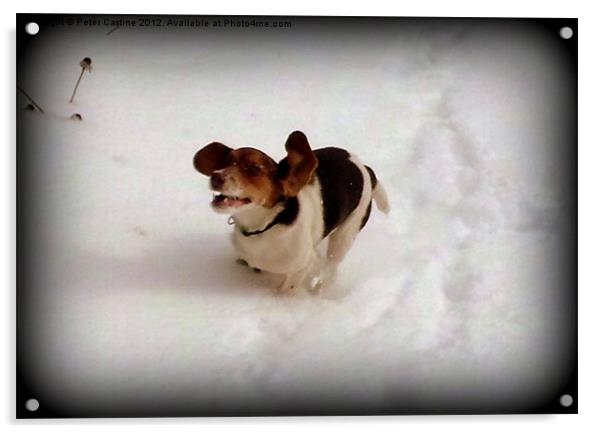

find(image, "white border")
[2,1,601,431]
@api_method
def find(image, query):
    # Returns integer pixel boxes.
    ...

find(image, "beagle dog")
[193,131,389,294]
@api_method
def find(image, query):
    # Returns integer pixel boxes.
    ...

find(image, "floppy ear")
[278,131,318,196]
[193,142,233,176]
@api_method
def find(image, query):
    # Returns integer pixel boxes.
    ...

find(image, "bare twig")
[69,68,85,103]
[17,85,44,113]
[69,57,92,103]
[106,25,119,36]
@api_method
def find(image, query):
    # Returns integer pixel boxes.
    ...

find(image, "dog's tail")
[364,165,390,214]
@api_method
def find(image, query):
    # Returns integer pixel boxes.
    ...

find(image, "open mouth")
[212,193,252,208]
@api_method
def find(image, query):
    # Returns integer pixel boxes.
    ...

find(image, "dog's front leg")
[277,274,296,296]
[275,249,318,295]
[276,267,309,296]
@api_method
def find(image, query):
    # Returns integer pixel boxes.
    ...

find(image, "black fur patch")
[314,147,364,238]
[276,196,299,225]
[361,166,377,230]
[360,201,372,231]
[276,158,290,180]
[365,165,378,189]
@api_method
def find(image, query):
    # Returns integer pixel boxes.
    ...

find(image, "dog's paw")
[307,275,324,295]
[274,280,297,297]
[273,288,297,297]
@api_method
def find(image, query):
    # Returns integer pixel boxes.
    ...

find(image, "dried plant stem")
[106,25,119,36]
[17,85,44,113]
[69,68,85,103]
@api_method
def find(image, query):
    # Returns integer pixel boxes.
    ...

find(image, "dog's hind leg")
[327,160,374,264]
[318,200,369,289]
[316,160,379,290]
[275,247,319,295]
[277,262,314,296]
[326,222,360,265]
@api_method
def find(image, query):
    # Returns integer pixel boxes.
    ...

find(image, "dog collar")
[237,196,299,237]
[240,218,282,237]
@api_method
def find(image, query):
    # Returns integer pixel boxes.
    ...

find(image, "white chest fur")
[231,180,324,276]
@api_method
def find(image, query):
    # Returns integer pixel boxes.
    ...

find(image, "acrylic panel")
[16,14,577,418]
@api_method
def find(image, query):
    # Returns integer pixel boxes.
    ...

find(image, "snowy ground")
[19,19,574,415]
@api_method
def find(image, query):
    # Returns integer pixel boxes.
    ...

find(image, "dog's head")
[193,131,318,214]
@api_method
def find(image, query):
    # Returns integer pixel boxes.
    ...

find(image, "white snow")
[19,20,574,414]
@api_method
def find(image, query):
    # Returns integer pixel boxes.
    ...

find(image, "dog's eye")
[245,164,261,175]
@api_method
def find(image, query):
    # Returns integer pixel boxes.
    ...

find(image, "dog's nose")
[210,173,224,190]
